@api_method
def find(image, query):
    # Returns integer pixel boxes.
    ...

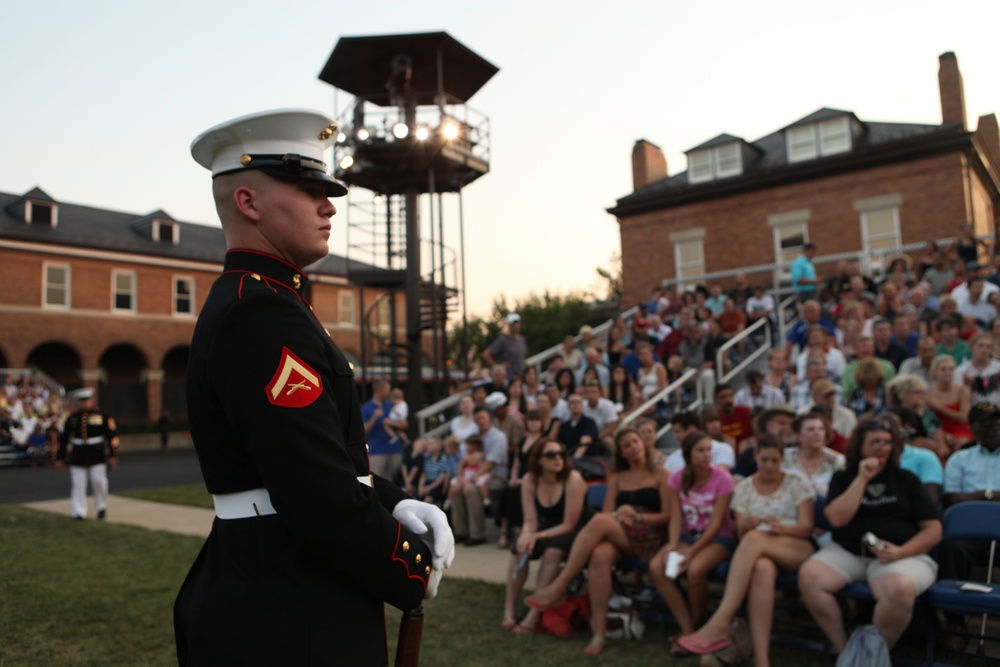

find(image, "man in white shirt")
[955,277,998,330]
[581,379,620,441]
[663,411,734,472]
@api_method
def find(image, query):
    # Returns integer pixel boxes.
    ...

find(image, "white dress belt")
[213,476,373,520]
[71,436,105,445]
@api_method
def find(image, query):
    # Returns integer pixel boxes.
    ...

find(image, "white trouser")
[69,464,108,518]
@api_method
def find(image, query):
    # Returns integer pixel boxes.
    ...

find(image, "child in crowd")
[400,437,427,497]
[417,436,451,506]
[383,388,410,446]
[453,434,492,506]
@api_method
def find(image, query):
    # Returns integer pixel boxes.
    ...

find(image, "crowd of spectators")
[389,236,999,661]
[0,373,66,467]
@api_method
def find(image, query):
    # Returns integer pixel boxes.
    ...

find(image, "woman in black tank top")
[502,438,590,636]
[525,427,669,656]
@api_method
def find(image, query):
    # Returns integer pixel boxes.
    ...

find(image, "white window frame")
[43,262,70,309]
[818,117,850,155]
[338,291,356,325]
[768,209,811,284]
[786,116,852,163]
[112,269,137,313]
[687,144,743,184]
[670,228,706,288]
[26,200,58,227]
[688,150,713,183]
[786,126,817,162]
[173,276,195,316]
[154,221,180,244]
[714,143,742,178]
[856,196,902,276]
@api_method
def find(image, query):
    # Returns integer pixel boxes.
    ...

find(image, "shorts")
[809,541,938,594]
[681,530,736,554]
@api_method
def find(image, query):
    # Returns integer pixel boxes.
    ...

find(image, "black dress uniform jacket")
[174,250,431,667]
[57,410,117,466]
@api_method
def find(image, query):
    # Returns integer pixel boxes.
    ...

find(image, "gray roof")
[684,133,746,153]
[611,108,961,214]
[0,187,373,276]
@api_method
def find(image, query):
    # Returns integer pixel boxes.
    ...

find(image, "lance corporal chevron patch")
[265,347,323,408]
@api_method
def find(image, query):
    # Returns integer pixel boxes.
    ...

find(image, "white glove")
[425,566,444,599]
[393,499,456,572]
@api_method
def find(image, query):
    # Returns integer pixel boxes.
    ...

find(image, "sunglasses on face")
[542,451,566,460]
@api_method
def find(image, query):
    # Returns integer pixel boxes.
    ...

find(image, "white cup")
[665,551,684,579]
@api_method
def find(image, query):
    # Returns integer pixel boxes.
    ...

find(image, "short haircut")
[670,411,701,430]
[714,383,733,396]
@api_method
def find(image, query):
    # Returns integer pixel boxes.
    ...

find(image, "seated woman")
[675,435,815,664]
[925,354,974,451]
[845,359,890,417]
[525,427,669,656]
[503,438,590,635]
[648,430,735,656]
[885,373,946,458]
[798,417,942,654]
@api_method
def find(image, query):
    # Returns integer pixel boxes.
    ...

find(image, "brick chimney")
[976,114,1000,174]
[938,52,967,130]
[632,139,667,191]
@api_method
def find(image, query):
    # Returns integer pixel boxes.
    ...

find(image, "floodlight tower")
[318,32,498,409]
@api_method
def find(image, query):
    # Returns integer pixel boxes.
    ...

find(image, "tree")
[448,290,617,375]
[593,251,623,305]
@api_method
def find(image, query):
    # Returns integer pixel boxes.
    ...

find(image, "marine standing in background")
[55,388,118,521]
[174,109,454,666]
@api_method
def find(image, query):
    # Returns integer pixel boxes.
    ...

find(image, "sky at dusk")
[2,0,998,319]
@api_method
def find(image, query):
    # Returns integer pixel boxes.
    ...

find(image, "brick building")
[0,187,415,422]
[609,52,1000,307]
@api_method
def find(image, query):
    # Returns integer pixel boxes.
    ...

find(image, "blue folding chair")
[926,501,1000,662]
[586,483,607,512]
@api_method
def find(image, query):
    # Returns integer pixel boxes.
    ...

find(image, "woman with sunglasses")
[799,417,941,654]
[503,438,590,635]
[524,427,669,655]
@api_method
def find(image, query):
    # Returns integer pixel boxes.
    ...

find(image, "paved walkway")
[22,495,516,586]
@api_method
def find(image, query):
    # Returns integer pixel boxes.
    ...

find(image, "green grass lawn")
[0,505,806,666]
[118,484,213,509]
[1,502,978,666]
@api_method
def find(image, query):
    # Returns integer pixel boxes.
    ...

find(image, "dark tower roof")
[318,31,498,106]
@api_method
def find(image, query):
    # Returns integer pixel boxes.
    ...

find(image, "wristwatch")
[985,489,994,500]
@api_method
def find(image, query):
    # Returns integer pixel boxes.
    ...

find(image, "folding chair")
[926,501,1000,663]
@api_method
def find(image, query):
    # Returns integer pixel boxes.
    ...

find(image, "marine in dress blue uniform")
[174,109,454,666]
[55,388,118,520]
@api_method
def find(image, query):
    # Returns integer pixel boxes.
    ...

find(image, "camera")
[862,532,886,551]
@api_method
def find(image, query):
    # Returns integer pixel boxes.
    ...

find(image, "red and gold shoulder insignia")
[265,347,323,408]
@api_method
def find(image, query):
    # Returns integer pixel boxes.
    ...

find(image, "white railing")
[415,388,470,437]
[524,305,640,379]
[717,317,772,386]
[415,304,641,437]
[621,368,703,438]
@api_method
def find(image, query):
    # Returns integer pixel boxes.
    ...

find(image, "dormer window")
[687,143,743,184]
[26,200,57,226]
[787,116,852,162]
[153,220,179,244]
